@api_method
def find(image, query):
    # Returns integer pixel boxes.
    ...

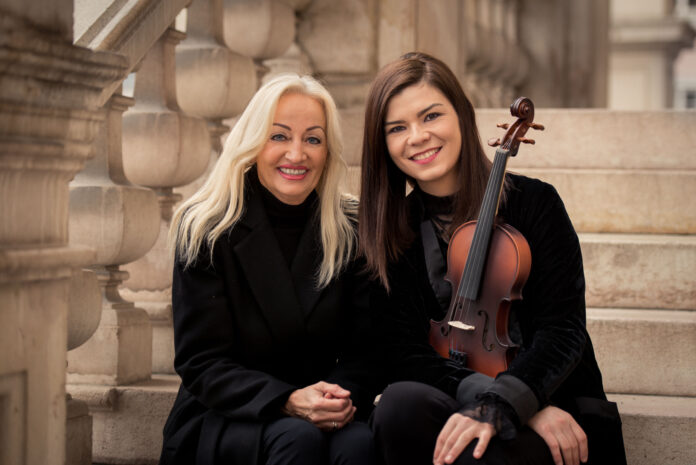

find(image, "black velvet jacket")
[373,174,624,458]
[160,170,376,465]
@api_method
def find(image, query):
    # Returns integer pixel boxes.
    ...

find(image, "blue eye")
[307,136,322,145]
[270,133,287,141]
[424,112,441,122]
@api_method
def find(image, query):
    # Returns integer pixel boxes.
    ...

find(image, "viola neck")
[455,147,510,302]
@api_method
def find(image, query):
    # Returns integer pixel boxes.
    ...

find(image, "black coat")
[159,179,375,465]
[373,174,625,462]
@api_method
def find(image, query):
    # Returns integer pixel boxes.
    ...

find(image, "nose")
[285,138,306,163]
[407,125,430,146]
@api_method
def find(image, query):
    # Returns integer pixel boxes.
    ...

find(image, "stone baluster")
[462,0,494,107]
[66,90,161,385]
[0,5,127,465]
[119,27,211,374]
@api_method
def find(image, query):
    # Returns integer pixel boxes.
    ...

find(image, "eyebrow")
[384,103,443,126]
[272,123,326,134]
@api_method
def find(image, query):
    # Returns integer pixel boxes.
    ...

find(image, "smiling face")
[384,82,462,196]
[256,92,328,205]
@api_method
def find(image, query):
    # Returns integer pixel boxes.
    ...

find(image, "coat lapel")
[290,213,325,317]
[233,191,307,346]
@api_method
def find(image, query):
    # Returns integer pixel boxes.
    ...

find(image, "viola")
[428,97,543,377]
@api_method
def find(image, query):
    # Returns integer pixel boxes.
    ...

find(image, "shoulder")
[503,173,565,219]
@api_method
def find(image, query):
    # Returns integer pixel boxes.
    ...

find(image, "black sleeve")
[487,180,588,423]
[171,241,296,421]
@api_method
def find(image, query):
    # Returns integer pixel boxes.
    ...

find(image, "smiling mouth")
[278,166,308,179]
[410,147,440,163]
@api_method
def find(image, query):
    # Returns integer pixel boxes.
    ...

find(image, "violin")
[428,97,544,377]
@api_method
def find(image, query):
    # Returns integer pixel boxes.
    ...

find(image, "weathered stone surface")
[67,268,102,350]
[222,0,296,59]
[477,109,696,170]
[66,395,92,465]
[69,375,180,465]
[588,308,696,396]
[515,168,696,234]
[581,233,696,310]
[298,0,376,74]
[609,394,696,465]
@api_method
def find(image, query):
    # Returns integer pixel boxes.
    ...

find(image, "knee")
[372,381,438,437]
[284,419,324,450]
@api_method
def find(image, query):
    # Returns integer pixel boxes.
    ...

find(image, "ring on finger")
[332,421,338,430]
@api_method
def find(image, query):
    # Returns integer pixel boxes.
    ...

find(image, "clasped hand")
[283,381,356,431]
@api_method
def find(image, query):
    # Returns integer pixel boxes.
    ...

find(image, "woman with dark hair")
[359,52,626,465]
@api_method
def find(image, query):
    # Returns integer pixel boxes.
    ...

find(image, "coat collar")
[232,174,325,342]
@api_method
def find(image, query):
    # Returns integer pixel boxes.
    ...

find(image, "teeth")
[411,148,439,161]
[279,167,307,175]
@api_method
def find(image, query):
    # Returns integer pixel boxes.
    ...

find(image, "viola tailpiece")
[428,97,543,378]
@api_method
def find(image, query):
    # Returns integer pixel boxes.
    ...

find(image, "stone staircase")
[70,109,696,465]
[477,109,696,465]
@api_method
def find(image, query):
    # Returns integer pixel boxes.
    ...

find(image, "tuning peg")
[487,138,501,147]
[496,123,510,129]
[517,137,535,144]
[530,123,545,130]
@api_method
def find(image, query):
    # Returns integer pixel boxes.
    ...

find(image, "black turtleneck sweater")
[250,168,317,267]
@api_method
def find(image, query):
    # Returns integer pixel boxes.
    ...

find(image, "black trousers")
[258,418,381,465]
[371,381,556,465]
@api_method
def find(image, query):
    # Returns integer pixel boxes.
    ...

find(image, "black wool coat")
[372,174,625,463]
[159,180,375,465]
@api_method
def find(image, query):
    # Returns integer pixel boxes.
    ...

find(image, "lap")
[371,381,554,465]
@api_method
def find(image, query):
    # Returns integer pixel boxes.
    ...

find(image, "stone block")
[580,233,696,310]
[588,308,696,396]
[476,109,696,170]
[515,168,696,234]
[69,375,180,464]
[66,396,92,465]
[609,394,696,465]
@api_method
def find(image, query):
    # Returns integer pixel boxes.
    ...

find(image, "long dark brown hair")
[358,52,492,290]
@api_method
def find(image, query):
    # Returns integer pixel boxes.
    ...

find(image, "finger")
[571,421,588,463]
[541,433,563,465]
[436,421,473,465]
[316,381,351,398]
[433,415,460,462]
[471,425,494,459]
[557,428,579,465]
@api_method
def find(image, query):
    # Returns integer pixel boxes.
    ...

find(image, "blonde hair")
[170,74,356,288]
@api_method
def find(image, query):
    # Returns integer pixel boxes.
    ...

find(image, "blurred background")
[1,1,694,464]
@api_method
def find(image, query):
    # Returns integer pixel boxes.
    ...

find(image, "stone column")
[0,5,126,465]
[609,0,695,109]
[120,28,211,374]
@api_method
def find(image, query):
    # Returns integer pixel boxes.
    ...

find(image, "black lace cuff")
[458,393,518,440]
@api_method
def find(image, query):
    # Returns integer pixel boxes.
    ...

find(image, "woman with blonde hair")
[159,74,380,465]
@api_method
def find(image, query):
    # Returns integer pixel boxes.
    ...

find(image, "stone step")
[580,233,696,310]
[68,379,696,465]
[339,108,696,170]
[514,168,696,234]
[608,393,696,465]
[478,109,696,170]
[587,308,696,397]
[68,375,179,465]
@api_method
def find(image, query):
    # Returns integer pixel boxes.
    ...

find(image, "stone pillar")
[609,0,696,109]
[66,92,160,386]
[0,5,126,465]
[120,28,211,374]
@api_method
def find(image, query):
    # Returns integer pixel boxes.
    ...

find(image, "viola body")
[429,220,531,377]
